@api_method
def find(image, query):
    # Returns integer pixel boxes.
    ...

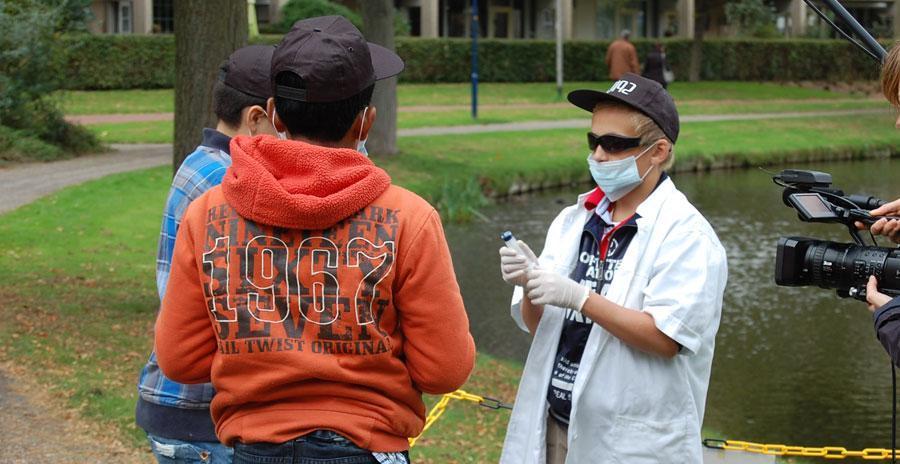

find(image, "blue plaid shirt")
[138,129,232,410]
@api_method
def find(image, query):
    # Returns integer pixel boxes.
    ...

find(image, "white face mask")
[587,143,656,202]
[270,109,287,140]
[357,106,369,157]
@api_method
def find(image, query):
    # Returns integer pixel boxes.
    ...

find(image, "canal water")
[444,157,900,451]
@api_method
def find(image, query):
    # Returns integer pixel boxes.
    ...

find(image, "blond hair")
[594,101,675,169]
[882,43,900,107]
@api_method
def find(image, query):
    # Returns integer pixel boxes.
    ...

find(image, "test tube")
[500,231,538,268]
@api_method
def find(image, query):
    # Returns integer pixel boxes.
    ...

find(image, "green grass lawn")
[392,113,900,199]
[59,81,865,115]
[84,113,900,211]
[88,120,174,145]
[84,100,891,144]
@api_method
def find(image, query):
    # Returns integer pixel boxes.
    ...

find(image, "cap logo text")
[609,80,637,95]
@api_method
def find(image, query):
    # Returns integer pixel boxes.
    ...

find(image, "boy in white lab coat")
[499,73,727,464]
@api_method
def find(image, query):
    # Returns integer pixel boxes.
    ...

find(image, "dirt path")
[0,362,151,463]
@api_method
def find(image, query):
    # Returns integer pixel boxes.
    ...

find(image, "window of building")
[119,1,132,33]
[153,0,174,33]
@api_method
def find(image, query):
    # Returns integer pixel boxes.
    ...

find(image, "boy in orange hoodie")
[155,15,476,464]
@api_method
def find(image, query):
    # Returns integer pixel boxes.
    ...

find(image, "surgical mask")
[270,109,287,140]
[587,143,656,202]
[357,106,369,157]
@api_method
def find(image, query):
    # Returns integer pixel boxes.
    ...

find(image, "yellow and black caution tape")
[409,397,899,460]
[704,438,899,460]
[408,389,513,447]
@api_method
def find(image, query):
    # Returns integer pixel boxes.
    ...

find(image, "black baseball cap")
[271,15,405,103]
[568,73,680,143]
[219,45,275,99]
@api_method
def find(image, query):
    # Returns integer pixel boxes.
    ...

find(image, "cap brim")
[567,89,633,113]
[368,42,405,80]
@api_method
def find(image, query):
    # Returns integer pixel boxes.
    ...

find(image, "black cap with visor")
[568,73,680,143]
[271,16,405,103]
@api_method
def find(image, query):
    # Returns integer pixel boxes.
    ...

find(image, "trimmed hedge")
[58,35,882,90]
[59,34,175,89]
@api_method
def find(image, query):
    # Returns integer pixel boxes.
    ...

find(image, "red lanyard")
[598,207,634,259]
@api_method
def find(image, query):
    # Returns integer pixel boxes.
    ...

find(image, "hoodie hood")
[223,135,391,230]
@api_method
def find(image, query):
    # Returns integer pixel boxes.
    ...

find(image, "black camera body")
[773,169,900,300]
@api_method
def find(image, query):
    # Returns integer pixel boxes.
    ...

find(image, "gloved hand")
[499,240,538,287]
[524,268,590,311]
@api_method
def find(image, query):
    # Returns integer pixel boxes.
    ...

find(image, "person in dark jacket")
[863,43,900,365]
[642,43,670,89]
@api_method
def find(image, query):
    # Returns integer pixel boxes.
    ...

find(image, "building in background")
[86,0,285,34]
[85,0,900,39]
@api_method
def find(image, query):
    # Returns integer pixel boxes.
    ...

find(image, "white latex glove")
[499,240,538,287]
[524,268,590,311]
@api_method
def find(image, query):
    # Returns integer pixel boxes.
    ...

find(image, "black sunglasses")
[587,132,642,153]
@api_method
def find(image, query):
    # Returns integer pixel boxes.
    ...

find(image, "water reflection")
[444,158,900,450]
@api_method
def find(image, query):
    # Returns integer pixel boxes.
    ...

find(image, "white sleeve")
[641,230,727,355]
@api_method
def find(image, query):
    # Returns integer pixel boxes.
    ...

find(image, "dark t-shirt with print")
[546,208,638,425]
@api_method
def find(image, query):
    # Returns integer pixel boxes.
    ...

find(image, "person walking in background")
[605,30,640,80]
[643,42,672,89]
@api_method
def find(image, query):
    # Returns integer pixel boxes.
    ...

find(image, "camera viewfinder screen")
[790,193,836,220]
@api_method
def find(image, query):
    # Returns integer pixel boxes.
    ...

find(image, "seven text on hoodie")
[204,201,399,354]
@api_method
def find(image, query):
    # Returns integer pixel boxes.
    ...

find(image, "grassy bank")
[81,113,900,221]
[83,99,890,145]
[58,81,861,116]
[381,113,900,208]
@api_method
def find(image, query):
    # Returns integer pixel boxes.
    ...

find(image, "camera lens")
[777,236,900,294]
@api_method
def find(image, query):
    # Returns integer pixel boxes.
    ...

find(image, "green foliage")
[54,36,884,89]
[278,0,363,31]
[41,0,94,32]
[397,38,883,83]
[0,125,62,164]
[271,0,410,37]
[431,178,490,223]
[725,0,778,38]
[0,0,62,118]
[0,0,101,162]
[58,34,175,90]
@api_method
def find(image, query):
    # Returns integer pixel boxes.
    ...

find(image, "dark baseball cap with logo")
[568,73,680,143]
[219,45,275,99]
[271,15,405,103]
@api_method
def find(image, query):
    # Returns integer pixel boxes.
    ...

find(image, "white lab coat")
[500,177,727,464]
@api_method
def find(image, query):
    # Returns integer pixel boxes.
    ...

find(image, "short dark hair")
[274,72,375,142]
[213,81,268,128]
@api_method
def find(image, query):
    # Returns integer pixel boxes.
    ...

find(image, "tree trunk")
[361,0,398,157]
[173,0,248,172]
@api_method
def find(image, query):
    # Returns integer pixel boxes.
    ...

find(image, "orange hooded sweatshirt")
[155,135,476,451]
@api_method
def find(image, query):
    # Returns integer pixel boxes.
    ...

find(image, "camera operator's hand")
[855,198,900,244]
[866,275,892,312]
[499,240,538,287]
[869,217,900,244]
[524,269,590,311]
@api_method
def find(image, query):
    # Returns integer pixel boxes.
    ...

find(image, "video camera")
[773,169,900,301]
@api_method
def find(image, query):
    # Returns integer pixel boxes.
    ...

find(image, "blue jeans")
[233,430,396,464]
[148,434,234,463]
